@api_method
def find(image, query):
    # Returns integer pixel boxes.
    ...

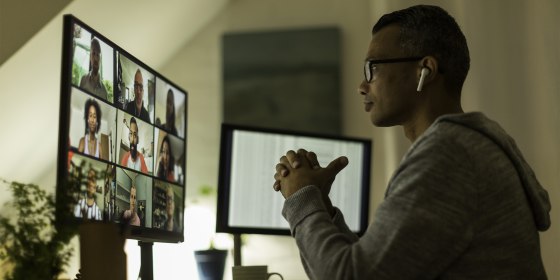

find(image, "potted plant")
[194,241,228,280]
[192,184,228,280]
[0,179,78,280]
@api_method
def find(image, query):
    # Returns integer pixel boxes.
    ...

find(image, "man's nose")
[358,80,368,96]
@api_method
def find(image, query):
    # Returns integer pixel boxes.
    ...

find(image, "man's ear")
[416,56,438,92]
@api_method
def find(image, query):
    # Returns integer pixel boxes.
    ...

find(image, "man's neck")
[403,100,463,142]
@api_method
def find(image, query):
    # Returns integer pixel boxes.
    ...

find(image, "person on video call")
[122,184,140,226]
[273,5,551,279]
[121,117,148,173]
[160,89,178,135]
[78,98,104,159]
[156,135,175,182]
[126,69,151,123]
[103,165,115,221]
[164,185,178,232]
[79,37,108,100]
[74,168,102,220]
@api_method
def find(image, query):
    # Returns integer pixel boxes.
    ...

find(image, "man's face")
[358,25,420,127]
[87,169,97,197]
[134,71,144,109]
[90,44,100,75]
[130,186,137,213]
[129,122,139,159]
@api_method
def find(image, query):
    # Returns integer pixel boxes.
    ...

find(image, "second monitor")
[216,123,372,236]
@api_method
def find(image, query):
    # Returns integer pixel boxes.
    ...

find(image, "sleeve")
[291,201,360,279]
[282,134,476,280]
[140,155,148,173]
[120,153,128,167]
[332,208,359,240]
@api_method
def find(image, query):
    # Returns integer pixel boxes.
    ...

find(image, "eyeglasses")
[134,83,144,91]
[364,56,423,83]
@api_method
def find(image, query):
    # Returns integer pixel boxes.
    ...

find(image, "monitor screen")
[216,124,372,236]
[56,15,187,243]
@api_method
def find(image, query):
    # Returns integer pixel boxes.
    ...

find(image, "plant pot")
[194,249,228,280]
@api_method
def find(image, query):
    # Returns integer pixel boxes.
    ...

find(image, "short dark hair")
[372,5,470,95]
[84,98,102,134]
[130,117,138,130]
[89,38,101,72]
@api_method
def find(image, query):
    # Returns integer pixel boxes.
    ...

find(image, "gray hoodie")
[283,112,551,280]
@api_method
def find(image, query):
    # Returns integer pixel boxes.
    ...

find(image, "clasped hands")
[273,148,349,207]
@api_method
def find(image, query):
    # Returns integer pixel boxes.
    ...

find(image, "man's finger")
[306,151,320,169]
[275,163,289,177]
[325,156,349,176]
[285,150,300,168]
[273,181,281,191]
[295,149,310,168]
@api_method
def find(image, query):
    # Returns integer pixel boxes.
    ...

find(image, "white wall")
[161,0,559,279]
[160,0,373,278]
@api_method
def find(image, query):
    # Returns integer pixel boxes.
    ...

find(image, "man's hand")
[273,149,348,201]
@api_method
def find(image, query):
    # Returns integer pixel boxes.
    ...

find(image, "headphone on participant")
[416,67,431,92]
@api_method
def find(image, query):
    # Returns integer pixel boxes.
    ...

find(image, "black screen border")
[56,14,188,243]
[216,123,372,236]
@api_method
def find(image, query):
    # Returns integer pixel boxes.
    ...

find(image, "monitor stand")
[233,233,242,266]
[139,241,154,280]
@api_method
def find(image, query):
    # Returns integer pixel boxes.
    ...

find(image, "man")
[164,185,177,232]
[74,167,102,220]
[122,184,141,226]
[273,5,551,279]
[79,38,108,100]
[126,69,151,123]
[121,117,149,173]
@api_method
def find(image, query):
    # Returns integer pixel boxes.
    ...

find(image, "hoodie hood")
[435,112,551,231]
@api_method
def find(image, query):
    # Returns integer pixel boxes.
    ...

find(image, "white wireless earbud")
[417,67,430,92]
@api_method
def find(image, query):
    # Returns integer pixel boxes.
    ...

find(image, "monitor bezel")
[56,14,188,243]
[216,123,372,236]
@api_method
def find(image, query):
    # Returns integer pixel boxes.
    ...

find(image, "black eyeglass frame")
[364,56,423,83]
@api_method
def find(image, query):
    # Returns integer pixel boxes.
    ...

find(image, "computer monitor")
[216,123,372,236]
[56,15,187,243]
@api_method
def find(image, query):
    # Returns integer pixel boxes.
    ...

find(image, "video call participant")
[164,185,178,232]
[120,117,148,173]
[78,98,103,159]
[79,38,108,100]
[74,167,102,220]
[273,5,551,279]
[103,165,115,221]
[156,135,175,182]
[126,69,150,123]
[158,89,178,135]
[122,184,140,226]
